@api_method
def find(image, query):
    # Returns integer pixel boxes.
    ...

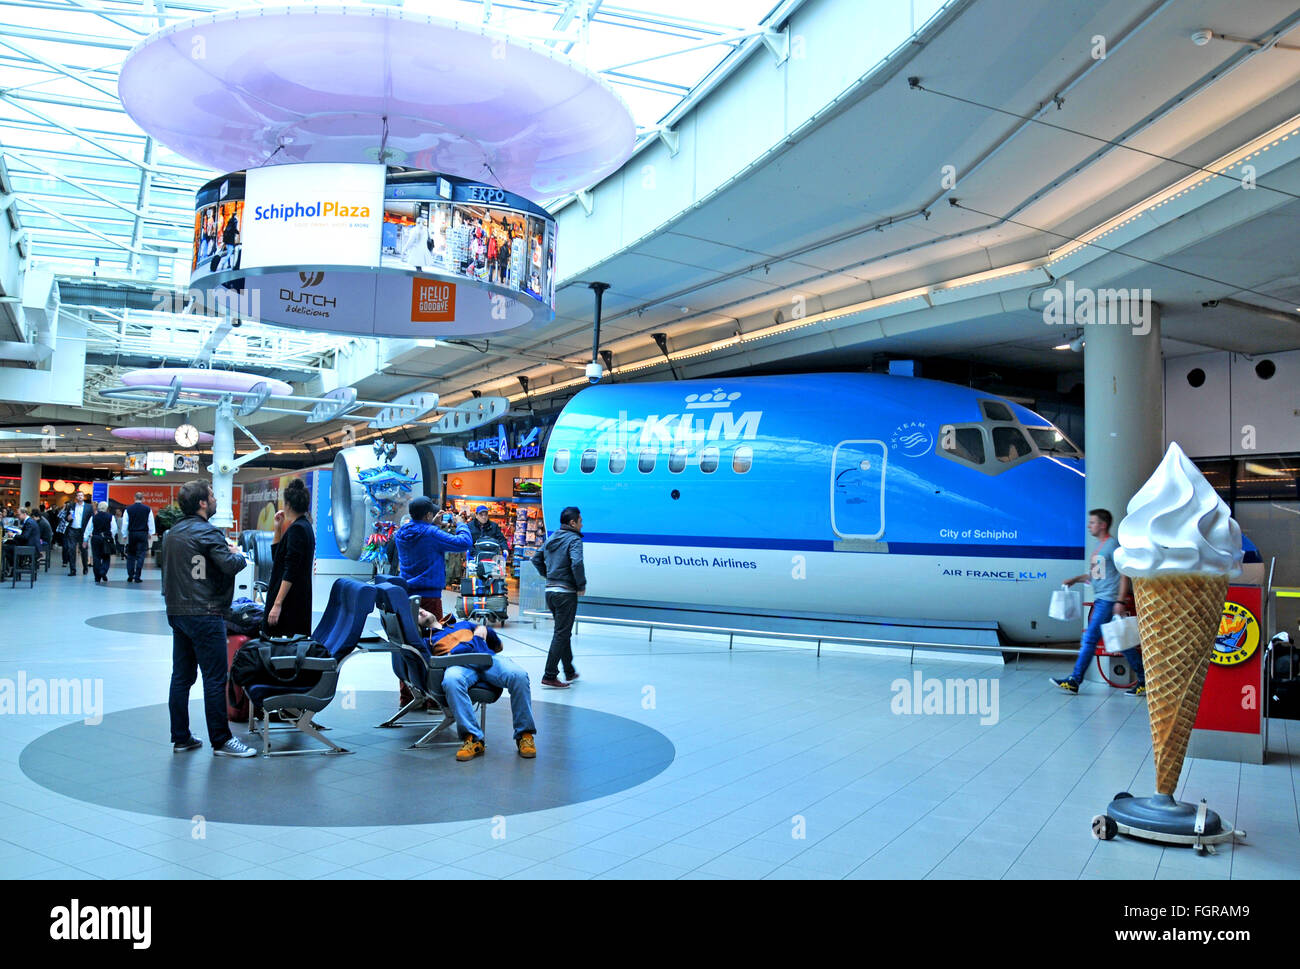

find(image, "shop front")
[438,411,558,599]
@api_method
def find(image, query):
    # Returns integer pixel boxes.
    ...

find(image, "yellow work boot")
[456,737,485,762]
[516,732,536,759]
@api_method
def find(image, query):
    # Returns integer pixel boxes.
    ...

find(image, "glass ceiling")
[0,0,785,291]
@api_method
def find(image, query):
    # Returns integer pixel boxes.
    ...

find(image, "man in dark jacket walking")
[123,492,156,583]
[531,505,585,689]
[161,479,255,757]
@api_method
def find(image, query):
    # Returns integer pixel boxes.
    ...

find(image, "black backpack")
[230,637,332,690]
[225,599,265,637]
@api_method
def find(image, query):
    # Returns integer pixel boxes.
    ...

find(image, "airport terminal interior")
[0,0,1299,885]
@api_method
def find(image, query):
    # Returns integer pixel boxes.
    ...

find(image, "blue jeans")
[167,614,233,746]
[1069,600,1146,686]
[441,656,535,742]
[1070,599,1114,683]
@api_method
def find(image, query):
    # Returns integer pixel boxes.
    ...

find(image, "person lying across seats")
[415,608,537,762]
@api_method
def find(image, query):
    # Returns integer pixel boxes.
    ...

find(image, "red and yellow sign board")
[410,278,456,323]
[1193,585,1263,735]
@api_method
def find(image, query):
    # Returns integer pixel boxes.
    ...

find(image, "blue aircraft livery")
[541,373,1089,643]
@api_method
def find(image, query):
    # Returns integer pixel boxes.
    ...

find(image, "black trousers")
[544,591,578,679]
[91,538,112,580]
[64,532,87,573]
[126,532,148,580]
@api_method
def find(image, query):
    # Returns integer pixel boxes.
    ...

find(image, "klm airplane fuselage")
[541,374,1088,643]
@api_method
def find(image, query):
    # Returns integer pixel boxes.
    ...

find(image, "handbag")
[1049,584,1082,621]
[1101,615,1140,653]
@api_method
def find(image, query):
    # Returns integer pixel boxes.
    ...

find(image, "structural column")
[19,461,41,508]
[1083,298,1163,525]
[210,396,235,529]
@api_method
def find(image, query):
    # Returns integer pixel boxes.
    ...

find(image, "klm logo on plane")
[595,388,763,448]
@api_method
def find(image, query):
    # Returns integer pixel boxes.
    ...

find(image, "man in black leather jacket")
[160,480,256,757]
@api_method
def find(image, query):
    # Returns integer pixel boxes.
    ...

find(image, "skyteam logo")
[890,421,933,458]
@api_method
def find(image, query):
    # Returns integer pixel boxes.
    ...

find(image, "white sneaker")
[214,737,257,758]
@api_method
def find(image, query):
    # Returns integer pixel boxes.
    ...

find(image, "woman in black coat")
[264,478,315,637]
[89,500,115,583]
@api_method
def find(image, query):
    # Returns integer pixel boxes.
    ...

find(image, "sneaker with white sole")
[1050,676,1079,694]
[214,737,257,758]
[172,736,202,753]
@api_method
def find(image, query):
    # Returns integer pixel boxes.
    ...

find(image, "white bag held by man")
[1049,585,1082,621]
[1100,614,1140,653]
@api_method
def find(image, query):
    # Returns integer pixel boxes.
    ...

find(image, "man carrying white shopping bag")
[1050,509,1145,696]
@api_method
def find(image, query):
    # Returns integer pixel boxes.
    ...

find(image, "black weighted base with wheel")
[1092,793,1246,854]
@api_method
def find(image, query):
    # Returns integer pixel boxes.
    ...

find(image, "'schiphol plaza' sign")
[189,165,558,338]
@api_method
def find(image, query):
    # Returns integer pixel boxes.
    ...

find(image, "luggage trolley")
[459,538,509,624]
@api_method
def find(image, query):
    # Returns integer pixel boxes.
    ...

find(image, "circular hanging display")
[189,166,558,338]
[117,6,635,198]
[112,426,215,444]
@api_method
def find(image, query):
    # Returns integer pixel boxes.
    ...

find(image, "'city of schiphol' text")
[640,554,757,569]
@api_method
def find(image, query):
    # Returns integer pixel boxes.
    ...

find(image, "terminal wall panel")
[618,122,697,253]
[1165,352,1231,458]
[1230,349,1300,455]
[785,0,916,130]
[694,56,785,202]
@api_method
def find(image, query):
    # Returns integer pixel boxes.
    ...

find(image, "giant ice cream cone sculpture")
[1114,443,1242,796]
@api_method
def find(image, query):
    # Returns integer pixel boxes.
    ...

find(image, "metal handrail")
[521,608,1076,658]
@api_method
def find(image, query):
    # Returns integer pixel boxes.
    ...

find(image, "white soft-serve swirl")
[1114,442,1243,578]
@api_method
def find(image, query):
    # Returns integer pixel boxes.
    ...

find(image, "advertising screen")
[241,164,385,270]
[189,165,557,336]
[380,196,556,307]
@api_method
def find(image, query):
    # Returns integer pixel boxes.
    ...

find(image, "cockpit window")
[1027,427,1080,458]
[980,400,1015,422]
[942,427,986,465]
[992,427,1032,464]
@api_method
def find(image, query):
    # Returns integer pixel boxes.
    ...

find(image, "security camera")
[585,360,604,384]
[1191,29,1213,46]
[1202,299,1219,308]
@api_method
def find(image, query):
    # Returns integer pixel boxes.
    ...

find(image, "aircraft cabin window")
[608,448,627,474]
[733,445,753,474]
[980,400,1015,422]
[579,448,597,473]
[669,448,687,473]
[552,449,570,474]
[700,446,720,474]
[942,427,985,464]
[992,426,1032,464]
[638,449,657,473]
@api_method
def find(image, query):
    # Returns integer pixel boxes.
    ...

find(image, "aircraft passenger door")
[831,440,887,540]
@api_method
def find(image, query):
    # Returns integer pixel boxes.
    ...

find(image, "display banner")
[1193,584,1264,736]
[242,163,385,270]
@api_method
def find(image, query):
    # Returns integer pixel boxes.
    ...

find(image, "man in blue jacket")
[396,496,473,619]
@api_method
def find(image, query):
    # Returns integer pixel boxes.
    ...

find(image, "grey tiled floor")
[1,564,1297,879]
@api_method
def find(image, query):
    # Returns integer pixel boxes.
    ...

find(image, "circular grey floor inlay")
[20,692,675,825]
[85,609,172,635]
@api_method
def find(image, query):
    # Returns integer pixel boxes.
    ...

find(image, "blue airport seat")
[372,581,500,748]
[246,577,378,756]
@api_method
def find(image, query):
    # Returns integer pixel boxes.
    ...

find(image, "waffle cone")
[1132,573,1229,795]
